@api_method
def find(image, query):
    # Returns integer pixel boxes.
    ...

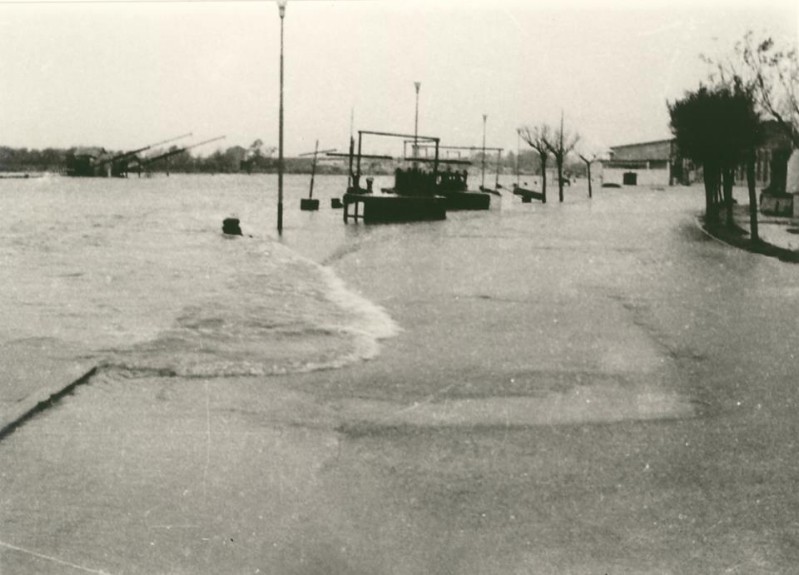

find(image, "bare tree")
[545,115,580,202]
[577,151,598,198]
[517,124,551,202]
[732,32,799,147]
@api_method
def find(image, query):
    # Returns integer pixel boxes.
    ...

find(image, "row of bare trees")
[516,31,797,225]
[517,116,597,201]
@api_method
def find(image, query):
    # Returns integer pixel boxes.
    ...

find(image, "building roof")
[609,138,674,151]
[607,139,675,162]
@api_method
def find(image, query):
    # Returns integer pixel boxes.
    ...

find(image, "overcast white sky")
[0,0,796,156]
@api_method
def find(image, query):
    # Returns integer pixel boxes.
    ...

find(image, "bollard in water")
[222,217,243,236]
[300,198,320,211]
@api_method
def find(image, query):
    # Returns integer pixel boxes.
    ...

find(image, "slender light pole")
[481,114,487,188]
[276,0,287,234]
[516,129,520,188]
[414,81,421,160]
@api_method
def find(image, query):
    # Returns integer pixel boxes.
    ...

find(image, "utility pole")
[276,0,287,234]
[414,82,421,161]
[481,114,487,188]
[516,130,520,188]
[559,111,564,203]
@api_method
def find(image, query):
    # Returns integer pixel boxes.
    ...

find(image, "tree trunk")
[586,161,592,198]
[540,155,548,203]
[747,151,759,242]
[722,167,735,228]
[557,157,564,202]
[704,162,720,225]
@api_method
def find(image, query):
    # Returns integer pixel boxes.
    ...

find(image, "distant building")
[603,123,794,192]
[601,139,691,187]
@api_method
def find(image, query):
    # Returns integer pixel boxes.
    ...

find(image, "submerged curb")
[0,366,99,441]
[695,215,799,263]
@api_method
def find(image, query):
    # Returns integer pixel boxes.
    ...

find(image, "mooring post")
[356,131,363,191]
[433,138,440,187]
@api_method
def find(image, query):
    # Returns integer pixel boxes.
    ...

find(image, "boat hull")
[443,191,491,210]
[343,193,446,224]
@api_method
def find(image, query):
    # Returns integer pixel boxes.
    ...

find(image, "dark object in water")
[300,198,320,211]
[513,185,545,203]
[479,185,501,196]
[447,191,491,210]
[331,198,343,209]
[222,218,243,236]
[602,182,622,188]
[343,193,446,223]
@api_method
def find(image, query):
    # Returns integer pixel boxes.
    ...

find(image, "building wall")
[606,124,792,190]
[602,165,671,187]
[604,139,678,187]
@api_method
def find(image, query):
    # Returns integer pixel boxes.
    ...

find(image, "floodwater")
[1,174,798,574]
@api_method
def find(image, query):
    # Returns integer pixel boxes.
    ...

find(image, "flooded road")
[1,181,798,574]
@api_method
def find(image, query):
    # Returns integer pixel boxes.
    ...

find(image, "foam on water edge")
[104,238,400,379]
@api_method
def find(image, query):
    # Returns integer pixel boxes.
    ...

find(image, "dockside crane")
[105,133,193,177]
[65,133,194,177]
[133,136,226,176]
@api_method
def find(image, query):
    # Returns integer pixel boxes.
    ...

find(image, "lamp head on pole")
[276,0,287,18]
[414,81,421,94]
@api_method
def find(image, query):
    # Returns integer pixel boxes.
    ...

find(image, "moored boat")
[339,129,450,224]
[337,129,499,223]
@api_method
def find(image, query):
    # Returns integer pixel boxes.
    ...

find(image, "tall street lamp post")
[481,114,487,188]
[414,82,421,160]
[276,0,287,234]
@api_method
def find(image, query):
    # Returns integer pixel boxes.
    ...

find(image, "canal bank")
[700,187,799,262]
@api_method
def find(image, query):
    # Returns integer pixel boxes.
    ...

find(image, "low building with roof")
[601,139,692,188]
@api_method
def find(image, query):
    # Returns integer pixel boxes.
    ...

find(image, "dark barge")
[337,129,491,224]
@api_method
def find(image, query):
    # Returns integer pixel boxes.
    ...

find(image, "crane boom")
[99,133,194,166]
[140,136,226,165]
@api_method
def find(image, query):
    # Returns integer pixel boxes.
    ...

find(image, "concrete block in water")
[444,191,491,211]
[222,218,243,236]
[300,198,320,211]
[343,194,446,223]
